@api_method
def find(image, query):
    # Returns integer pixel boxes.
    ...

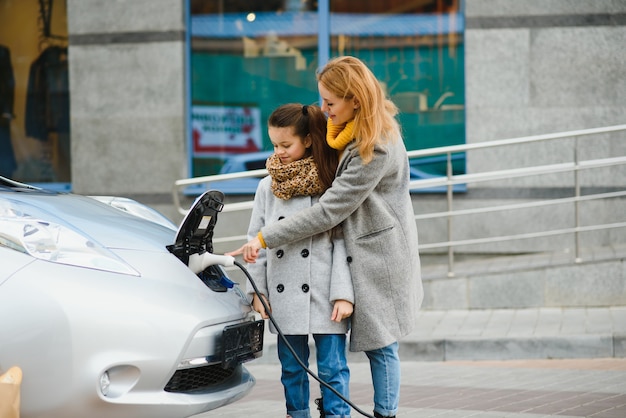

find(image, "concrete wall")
[420,250,626,310]
[67,0,187,195]
[464,0,626,179]
[440,0,626,254]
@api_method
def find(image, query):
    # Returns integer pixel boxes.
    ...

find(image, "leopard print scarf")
[266,153,323,200]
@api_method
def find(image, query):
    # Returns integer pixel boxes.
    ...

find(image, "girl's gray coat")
[246,176,354,335]
[261,139,424,352]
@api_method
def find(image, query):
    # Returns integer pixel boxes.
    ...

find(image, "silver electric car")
[0,176,263,418]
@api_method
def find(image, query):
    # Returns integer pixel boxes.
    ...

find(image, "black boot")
[315,397,325,418]
[374,412,395,418]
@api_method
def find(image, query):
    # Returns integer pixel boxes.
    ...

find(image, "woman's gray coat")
[246,176,354,335]
[261,138,423,351]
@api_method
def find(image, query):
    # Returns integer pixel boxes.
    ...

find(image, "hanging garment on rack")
[25,45,69,142]
[0,45,17,177]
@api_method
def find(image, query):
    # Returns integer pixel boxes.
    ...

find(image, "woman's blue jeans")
[278,334,351,418]
[365,342,400,417]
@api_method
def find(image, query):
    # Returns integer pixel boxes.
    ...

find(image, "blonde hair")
[317,56,400,163]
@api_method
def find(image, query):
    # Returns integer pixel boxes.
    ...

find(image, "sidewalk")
[197,358,626,417]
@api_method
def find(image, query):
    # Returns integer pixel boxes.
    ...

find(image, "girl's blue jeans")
[365,341,401,418]
[277,333,351,418]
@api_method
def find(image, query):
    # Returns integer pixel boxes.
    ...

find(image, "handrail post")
[574,137,582,263]
[446,151,455,277]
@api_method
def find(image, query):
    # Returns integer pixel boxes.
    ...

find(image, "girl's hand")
[226,236,263,263]
[252,294,271,319]
[331,299,354,322]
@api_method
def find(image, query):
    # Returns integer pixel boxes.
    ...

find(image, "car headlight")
[0,200,139,276]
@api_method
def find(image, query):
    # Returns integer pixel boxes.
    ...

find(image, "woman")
[229,56,423,418]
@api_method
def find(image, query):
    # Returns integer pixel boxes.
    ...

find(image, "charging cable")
[233,260,375,418]
[187,251,375,417]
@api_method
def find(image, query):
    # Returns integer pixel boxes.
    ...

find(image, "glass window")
[189,0,320,180]
[0,0,71,187]
[188,0,464,183]
[329,0,465,177]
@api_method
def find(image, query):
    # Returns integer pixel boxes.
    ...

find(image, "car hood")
[1,191,176,252]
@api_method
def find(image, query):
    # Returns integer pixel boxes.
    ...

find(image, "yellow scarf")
[326,118,355,151]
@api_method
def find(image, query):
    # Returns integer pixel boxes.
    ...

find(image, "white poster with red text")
[192,105,262,155]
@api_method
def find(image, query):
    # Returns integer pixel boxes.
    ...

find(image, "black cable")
[234,260,375,418]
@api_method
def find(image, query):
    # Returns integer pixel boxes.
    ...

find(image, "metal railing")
[172,124,626,276]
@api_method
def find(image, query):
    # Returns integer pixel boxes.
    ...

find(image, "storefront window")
[189,0,320,179]
[188,0,464,183]
[0,0,70,186]
[329,0,465,176]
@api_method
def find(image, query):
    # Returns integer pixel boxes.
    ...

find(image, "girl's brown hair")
[317,56,400,164]
[268,103,338,192]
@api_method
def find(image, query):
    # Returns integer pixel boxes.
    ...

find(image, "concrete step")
[223,244,626,311]
[230,244,625,362]
[254,306,626,364]
[419,244,626,310]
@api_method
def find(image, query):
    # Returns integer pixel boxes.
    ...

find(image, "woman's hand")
[252,293,271,319]
[226,236,263,263]
[331,299,354,322]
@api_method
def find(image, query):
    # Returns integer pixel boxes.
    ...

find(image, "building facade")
[0,0,624,226]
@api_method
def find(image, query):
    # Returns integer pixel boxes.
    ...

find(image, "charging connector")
[188,252,235,274]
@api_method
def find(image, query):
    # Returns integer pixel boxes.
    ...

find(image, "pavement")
[196,358,626,418]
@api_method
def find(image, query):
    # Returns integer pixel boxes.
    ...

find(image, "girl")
[230,56,424,418]
[245,103,354,418]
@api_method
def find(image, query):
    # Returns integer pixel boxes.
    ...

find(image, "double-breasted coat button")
[301,284,310,293]
[276,249,284,258]
[300,249,309,258]
[277,284,284,293]
[346,256,353,263]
